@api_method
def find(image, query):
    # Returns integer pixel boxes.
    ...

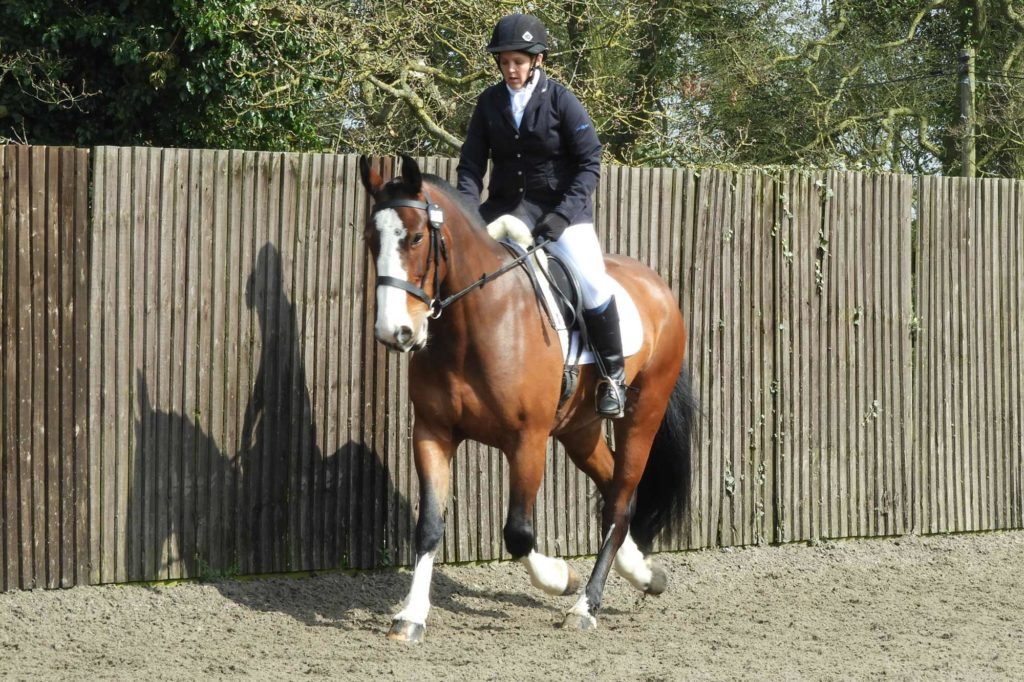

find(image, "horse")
[359,155,695,643]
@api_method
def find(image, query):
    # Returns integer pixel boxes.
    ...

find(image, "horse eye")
[410,232,425,246]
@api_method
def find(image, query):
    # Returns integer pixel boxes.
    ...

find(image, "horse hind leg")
[559,385,674,629]
[612,531,668,595]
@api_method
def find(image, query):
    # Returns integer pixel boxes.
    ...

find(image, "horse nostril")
[396,326,413,344]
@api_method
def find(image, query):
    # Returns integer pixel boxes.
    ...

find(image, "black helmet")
[486,14,548,55]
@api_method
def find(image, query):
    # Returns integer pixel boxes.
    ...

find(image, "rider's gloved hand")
[534,212,569,242]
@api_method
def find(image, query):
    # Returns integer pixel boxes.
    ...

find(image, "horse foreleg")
[389,425,455,644]
[505,436,581,597]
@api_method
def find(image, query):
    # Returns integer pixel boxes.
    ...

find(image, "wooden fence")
[1,145,1021,591]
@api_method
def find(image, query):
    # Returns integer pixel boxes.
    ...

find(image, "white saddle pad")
[486,215,642,366]
[542,274,643,365]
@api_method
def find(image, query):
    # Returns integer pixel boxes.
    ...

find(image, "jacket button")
[514,135,520,140]
[517,171,522,175]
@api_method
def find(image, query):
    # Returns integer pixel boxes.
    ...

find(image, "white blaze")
[374,209,414,343]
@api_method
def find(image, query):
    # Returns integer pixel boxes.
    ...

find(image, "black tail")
[630,367,697,551]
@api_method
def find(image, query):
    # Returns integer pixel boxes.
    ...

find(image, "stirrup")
[595,377,626,419]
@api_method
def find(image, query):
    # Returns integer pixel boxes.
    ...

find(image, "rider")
[456,13,626,419]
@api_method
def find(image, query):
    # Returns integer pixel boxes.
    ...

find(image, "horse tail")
[630,366,697,551]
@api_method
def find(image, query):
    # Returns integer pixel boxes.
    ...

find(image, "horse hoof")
[387,620,425,644]
[562,566,582,595]
[645,565,668,595]
[561,612,598,631]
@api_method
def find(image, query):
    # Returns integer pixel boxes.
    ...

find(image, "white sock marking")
[521,551,572,595]
[613,532,654,592]
[394,551,436,625]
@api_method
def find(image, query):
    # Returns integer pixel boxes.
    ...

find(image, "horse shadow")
[128,242,541,627]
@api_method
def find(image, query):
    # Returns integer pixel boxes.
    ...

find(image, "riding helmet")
[486,14,548,55]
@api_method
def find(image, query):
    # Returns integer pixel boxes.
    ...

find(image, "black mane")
[380,171,487,233]
[422,174,488,232]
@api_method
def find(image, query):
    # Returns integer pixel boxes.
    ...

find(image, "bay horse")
[359,155,695,643]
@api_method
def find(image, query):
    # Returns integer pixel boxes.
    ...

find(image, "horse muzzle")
[375,320,428,353]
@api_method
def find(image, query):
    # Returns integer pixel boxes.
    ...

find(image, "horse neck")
[432,191,525,336]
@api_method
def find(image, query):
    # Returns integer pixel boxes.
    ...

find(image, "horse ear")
[359,155,383,195]
[400,154,422,192]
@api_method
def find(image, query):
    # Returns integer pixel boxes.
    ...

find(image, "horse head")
[359,154,448,352]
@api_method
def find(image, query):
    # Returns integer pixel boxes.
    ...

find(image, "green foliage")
[3,1,1024,175]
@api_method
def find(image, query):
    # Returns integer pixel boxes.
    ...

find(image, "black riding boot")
[583,297,627,418]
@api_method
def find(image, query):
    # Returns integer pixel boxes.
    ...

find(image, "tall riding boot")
[583,297,627,418]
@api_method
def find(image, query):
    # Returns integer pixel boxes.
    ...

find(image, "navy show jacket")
[456,70,602,227]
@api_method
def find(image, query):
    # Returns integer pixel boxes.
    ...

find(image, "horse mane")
[381,170,488,234]
[421,174,489,233]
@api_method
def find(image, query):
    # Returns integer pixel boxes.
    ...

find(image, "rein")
[372,189,548,319]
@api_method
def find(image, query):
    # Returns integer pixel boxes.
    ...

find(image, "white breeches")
[543,223,614,310]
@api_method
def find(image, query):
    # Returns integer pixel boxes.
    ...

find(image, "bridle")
[371,187,549,320]
[372,187,448,319]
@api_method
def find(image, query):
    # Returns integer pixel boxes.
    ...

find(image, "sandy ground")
[2,531,1023,681]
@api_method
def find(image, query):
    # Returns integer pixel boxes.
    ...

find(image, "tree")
[3,1,1024,176]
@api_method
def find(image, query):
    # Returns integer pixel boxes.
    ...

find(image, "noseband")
[371,188,449,319]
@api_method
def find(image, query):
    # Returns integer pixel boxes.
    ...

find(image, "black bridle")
[370,188,548,319]
[372,188,449,318]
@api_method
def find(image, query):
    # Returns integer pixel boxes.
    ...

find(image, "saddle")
[500,239,586,408]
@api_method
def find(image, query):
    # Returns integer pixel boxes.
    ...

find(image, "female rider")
[456,13,626,418]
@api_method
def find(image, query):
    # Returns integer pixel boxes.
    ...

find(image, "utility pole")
[959,48,976,177]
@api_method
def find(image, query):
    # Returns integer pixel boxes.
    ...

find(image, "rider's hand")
[534,212,569,242]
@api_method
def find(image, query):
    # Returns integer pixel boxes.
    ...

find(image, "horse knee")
[503,516,535,559]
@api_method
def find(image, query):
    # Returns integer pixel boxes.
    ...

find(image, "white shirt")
[507,74,539,129]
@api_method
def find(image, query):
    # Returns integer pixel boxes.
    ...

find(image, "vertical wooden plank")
[167,148,190,579]
[278,152,301,571]
[897,174,914,535]
[304,153,327,569]
[319,154,340,568]
[941,177,957,533]
[264,151,284,572]
[27,147,46,588]
[139,147,160,581]
[0,145,14,591]
[1011,180,1019,524]
[128,146,147,582]
[87,148,105,585]
[235,150,259,576]
[155,149,176,579]
[208,149,230,572]
[868,173,883,536]
[197,150,220,573]
[915,176,930,535]
[15,143,31,589]
[97,146,119,584]
[177,148,200,578]
[220,149,243,576]
[57,148,78,585]
[991,179,1006,528]
[41,148,58,588]
[300,153,322,571]
[71,148,92,586]
[825,170,842,539]
[111,147,132,582]
[720,170,738,547]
